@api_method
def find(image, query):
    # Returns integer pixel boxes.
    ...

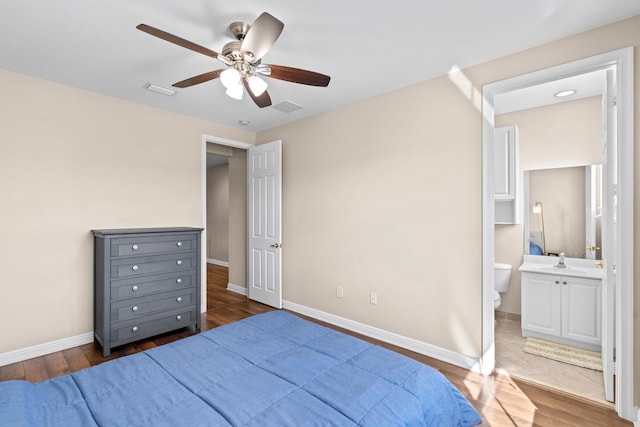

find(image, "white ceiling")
[1,1,638,132]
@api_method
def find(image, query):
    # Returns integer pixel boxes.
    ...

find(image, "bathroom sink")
[519,260,603,279]
[535,266,587,275]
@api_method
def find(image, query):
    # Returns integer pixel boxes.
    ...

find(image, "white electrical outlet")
[337,286,344,298]
[370,292,378,305]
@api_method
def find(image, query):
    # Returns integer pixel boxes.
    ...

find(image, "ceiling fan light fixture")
[225,83,243,100]
[220,68,241,89]
[248,75,268,96]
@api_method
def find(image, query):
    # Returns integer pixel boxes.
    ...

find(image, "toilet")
[494,263,512,309]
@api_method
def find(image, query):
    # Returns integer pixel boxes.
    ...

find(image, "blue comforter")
[1,311,482,426]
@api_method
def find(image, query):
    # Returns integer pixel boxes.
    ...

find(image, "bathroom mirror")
[523,164,602,260]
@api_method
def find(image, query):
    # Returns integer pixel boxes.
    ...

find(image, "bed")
[1,311,482,426]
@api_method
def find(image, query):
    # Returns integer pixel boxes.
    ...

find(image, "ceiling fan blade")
[172,70,224,88]
[241,13,284,62]
[263,64,331,87]
[136,24,221,59]
[243,78,272,108]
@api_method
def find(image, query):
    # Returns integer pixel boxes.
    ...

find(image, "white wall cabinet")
[521,272,601,350]
[494,125,518,224]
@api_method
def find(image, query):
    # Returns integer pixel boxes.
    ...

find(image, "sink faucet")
[555,253,567,268]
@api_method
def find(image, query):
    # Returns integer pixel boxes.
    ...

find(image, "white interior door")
[247,140,282,308]
[600,68,616,403]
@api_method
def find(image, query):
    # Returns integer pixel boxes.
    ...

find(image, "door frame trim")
[481,47,634,420]
[201,134,254,313]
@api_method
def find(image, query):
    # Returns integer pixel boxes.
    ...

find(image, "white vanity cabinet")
[521,271,601,350]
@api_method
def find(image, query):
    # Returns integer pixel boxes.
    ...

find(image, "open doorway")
[481,47,634,420]
[492,70,607,403]
[201,137,250,313]
[200,135,283,312]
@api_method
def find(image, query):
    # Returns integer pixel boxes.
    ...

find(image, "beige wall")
[0,68,254,353]
[259,75,484,356]
[495,96,602,314]
[228,148,247,288]
[258,17,639,401]
[206,163,229,262]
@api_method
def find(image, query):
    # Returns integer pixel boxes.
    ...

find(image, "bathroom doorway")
[481,48,634,420]
[493,84,607,402]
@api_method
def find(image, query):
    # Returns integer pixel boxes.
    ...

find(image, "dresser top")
[92,227,204,237]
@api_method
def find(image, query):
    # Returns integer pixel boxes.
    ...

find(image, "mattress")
[1,310,482,426]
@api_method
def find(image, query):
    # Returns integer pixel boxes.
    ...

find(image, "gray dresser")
[92,227,203,357]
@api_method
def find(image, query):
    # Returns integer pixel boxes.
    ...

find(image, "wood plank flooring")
[0,263,631,426]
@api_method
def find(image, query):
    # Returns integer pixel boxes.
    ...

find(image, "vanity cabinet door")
[521,273,561,337]
[493,125,517,200]
[494,125,519,224]
[562,277,601,345]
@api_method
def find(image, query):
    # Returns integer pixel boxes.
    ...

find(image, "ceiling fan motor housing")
[222,40,244,61]
[225,22,258,63]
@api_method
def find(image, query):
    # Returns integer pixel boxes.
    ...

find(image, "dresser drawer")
[110,252,196,279]
[111,234,197,257]
[111,270,197,300]
[110,308,197,347]
[111,288,196,322]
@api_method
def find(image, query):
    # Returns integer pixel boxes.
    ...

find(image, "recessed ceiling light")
[143,82,176,96]
[238,120,250,126]
[554,89,577,98]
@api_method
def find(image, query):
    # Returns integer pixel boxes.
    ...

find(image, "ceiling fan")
[136,12,331,108]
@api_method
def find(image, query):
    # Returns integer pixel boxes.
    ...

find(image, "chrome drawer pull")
[176,278,182,284]
[132,244,139,251]
[132,285,139,291]
[132,306,139,312]
[176,260,182,266]
[176,297,182,303]
[176,315,182,321]
[132,326,138,333]
[176,241,183,247]
[132,265,139,271]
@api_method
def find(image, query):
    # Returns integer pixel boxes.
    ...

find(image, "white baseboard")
[0,303,480,375]
[0,332,94,367]
[207,258,229,267]
[633,407,640,427]
[227,282,247,295]
[282,300,481,372]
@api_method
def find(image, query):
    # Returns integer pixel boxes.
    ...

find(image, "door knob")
[270,243,281,248]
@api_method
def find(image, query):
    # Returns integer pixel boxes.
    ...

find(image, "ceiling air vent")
[143,82,176,96]
[271,101,303,113]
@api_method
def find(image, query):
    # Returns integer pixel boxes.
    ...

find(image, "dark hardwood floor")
[0,263,631,426]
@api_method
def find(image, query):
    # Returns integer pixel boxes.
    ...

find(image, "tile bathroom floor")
[495,316,609,406]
